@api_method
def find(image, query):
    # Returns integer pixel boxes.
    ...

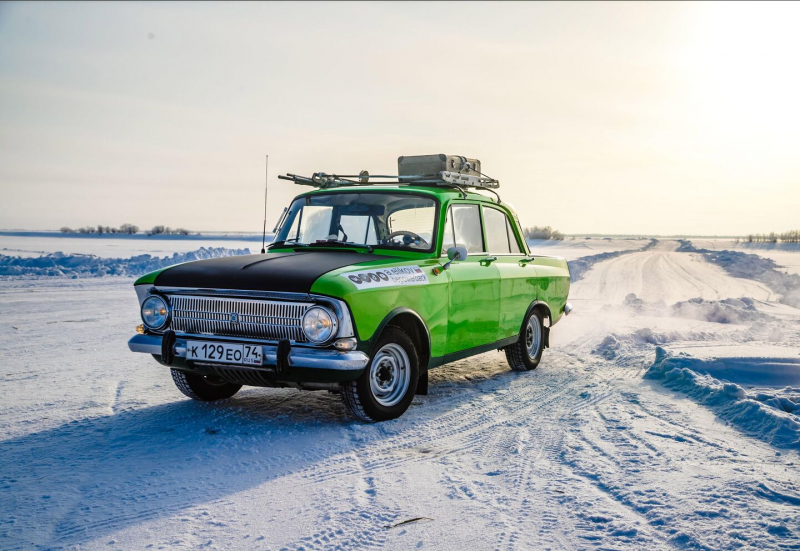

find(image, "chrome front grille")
[168,295,313,342]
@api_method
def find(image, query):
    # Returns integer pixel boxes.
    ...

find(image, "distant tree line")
[145,225,190,236]
[523,226,565,240]
[737,230,800,244]
[59,224,191,236]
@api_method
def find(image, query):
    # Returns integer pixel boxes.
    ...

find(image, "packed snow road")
[1,240,799,550]
[572,239,776,304]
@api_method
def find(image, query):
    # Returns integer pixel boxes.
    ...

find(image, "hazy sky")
[1,1,799,235]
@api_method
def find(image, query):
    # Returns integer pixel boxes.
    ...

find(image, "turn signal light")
[135,324,145,334]
[334,338,357,351]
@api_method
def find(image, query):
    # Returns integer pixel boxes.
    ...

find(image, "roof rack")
[277,154,501,201]
[277,171,498,189]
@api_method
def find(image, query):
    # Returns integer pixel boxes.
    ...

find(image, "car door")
[482,205,536,342]
[442,203,501,354]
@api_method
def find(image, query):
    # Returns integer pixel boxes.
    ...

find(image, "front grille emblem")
[230,312,239,323]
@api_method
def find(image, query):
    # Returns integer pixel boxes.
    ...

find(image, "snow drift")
[645,347,800,449]
[0,247,251,279]
[677,240,800,308]
[568,239,657,282]
[621,293,776,324]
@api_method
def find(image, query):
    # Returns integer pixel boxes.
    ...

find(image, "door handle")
[519,256,535,264]
[480,256,498,265]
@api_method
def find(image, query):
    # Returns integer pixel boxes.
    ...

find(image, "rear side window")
[483,207,511,253]
[451,204,484,253]
[483,206,522,254]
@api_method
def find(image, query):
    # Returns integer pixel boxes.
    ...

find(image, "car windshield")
[274,192,438,252]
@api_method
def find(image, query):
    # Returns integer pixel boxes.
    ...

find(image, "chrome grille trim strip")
[148,287,356,341]
[167,295,313,342]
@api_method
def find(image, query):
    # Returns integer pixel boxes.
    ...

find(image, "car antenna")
[261,154,269,254]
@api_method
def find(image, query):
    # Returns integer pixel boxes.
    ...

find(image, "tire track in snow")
[572,240,775,304]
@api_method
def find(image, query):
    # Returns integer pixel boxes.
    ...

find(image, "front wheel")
[505,309,545,371]
[171,369,242,401]
[340,327,419,422]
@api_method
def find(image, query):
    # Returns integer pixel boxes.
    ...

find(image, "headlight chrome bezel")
[141,294,170,331]
[302,306,338,344]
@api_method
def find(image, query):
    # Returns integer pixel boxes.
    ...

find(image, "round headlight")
[302,306,337,343]
[141,295,169,330]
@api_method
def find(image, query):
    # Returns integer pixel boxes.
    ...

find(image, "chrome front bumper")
[128,334,369,371]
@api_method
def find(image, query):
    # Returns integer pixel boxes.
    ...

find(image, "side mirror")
[433,246,468,275]
[447,246,468,262]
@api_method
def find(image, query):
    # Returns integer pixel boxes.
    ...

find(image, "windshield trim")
[274,190,441,255]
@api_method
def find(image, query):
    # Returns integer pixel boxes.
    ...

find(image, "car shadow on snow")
[0,352,522,549]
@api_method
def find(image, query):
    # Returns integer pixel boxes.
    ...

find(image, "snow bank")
[645,347,800,449]
[592,328,720,360]
[568,239,657,282]
[0,247,251,279]
[678,240,800,308]
[622,293,775,324]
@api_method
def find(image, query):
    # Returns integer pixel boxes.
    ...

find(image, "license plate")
[185,341,263,366]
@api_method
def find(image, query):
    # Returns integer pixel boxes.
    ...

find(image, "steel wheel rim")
[525,315,542,360]
[369,343,411,407]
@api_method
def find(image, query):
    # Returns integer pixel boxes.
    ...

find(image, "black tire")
[171,369,242,401]
[340,326,419,422]
[505,309,545,371]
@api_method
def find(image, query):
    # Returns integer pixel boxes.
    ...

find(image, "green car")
[128,155,572,422]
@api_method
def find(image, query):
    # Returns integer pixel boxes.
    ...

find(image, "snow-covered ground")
[572,240,777,303]
[2,239,800,550]
[691,238,800,276]
[0,233,636,262]
[527,237,647,261]
[0,231,264,259]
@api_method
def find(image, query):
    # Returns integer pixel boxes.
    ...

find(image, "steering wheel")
[387,230,428,247]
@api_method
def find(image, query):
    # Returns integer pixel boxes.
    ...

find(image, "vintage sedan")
[128,156,571,421]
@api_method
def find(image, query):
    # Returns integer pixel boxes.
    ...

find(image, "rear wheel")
[171,369,242,401]
[341,327,419,422]
[505,309,545,371]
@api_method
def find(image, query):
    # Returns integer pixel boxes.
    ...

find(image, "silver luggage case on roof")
[397,154,481,180]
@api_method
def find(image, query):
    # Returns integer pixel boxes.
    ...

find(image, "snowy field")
[1,237,800,550]
[0,233,638,263]
[0,231,264,259]
[691,238,800,276]
[526,237,647,261]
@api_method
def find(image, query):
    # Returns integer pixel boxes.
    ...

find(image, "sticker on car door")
[343,265,429,288]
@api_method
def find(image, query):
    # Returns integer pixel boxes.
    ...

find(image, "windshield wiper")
[306,241,374,253]
[267,239,308,250]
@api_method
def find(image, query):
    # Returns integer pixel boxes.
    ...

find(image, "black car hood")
[154,251,390,294]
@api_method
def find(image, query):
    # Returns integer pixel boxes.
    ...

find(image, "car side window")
[451,204,484,253]
[483,207,511,253]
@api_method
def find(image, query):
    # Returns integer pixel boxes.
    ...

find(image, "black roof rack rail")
[278,171,498,191]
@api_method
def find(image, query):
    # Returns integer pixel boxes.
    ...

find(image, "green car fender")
[311,254,570,368]
[310,258,448,361]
